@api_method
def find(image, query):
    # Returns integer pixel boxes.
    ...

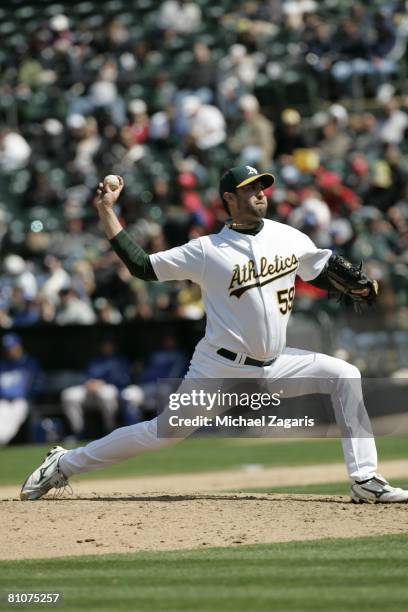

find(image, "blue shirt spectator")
[61,336,133,437]
[0,333,44,445]
[140,334,188,383]
[0,333,43,400]
[86,341,132,389]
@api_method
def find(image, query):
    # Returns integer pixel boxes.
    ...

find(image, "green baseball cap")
[219,165,275,199]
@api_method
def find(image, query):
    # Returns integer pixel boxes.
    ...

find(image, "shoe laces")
[51,481,73,499]
[49,468,72,499]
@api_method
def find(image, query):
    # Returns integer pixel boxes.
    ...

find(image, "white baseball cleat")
[351,474,408,504]
[20,446,70,501]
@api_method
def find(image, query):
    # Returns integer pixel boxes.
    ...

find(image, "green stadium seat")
[101,0,126,15]
[129,24,146,40]
[15,6,36,21]
[74,2,95,16]
[133,0,156,12]
[7,34,27,49]
[0,21,17,36]
[49,168,68,190]
[117,12,135,26]
[140,53,164,86]
[282,71,319,113]
[124,83,147,103]
[83,15,104,29]
[44,4,66,17]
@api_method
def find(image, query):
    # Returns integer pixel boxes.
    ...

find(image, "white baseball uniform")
[60,219,377,481]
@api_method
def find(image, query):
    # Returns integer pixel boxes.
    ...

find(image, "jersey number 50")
[277,286,295,314]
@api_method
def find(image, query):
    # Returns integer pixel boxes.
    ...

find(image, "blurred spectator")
[177,171,208,224]
[219,44,259,90]
[61,336,132,436]
[68,115,101,178]
[283,0,318,31]
[56,287,96,325]
[69,60,126,127]
[176,281,204,319]
[378,98,408,145]
[94,297,122,324]
[2,255,38,300]
[217,75,246,121]
[41,255,71,303]
[274,109,307,158]
[317,169,360,213]
[181,96,226,152]
[150,71,177,112]
[364,156,404,212]
[228,94,275,168]
[289,195,332,247]
[103,17,132,55]
[115,124,146,168]
[331,19,372,98]
[0,128,31,171]
[49,13,73,50]
[351,112,380,154]
[0,334,44,445]
[350,216,400,264]
[369,10,398,86]
[304,21,334,99]
[72,259,96,298]
[9,288,40,327]
[0,0,405,328]
[48,217,98,263]
[180,42,217,103]
[24,169,60,211]
[318,116,351,162]
[158,0,202,34]
[122,334,188,414]
[127,99,150,144]
[346,153,372,198]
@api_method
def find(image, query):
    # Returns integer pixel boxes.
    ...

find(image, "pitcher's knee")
[138,418,184,452]
[318,354,361,379]
[336,360,361,379]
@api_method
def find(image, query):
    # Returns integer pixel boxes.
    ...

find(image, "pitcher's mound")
[2,490,408,560]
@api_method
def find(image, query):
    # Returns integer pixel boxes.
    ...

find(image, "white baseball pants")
[60,339,377,481]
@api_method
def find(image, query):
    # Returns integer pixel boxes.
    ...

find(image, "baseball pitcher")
[20,166,408,504]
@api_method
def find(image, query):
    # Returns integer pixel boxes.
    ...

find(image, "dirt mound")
[3,460,408,560]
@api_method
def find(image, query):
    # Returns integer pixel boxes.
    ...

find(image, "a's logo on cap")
[246,166,258,175]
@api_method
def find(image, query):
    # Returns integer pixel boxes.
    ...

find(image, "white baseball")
[104,175,120,191]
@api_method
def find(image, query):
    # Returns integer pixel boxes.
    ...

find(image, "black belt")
[217,348,276,368]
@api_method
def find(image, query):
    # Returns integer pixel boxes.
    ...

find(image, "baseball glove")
[326,255,379,313]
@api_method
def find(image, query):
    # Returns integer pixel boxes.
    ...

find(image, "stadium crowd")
[0,0,407,328]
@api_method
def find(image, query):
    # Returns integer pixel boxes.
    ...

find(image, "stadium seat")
[101,0,126,15]
[0,21,17,36]
[43,4,66,17]
[73,2,94,17]
[15,6,36,22]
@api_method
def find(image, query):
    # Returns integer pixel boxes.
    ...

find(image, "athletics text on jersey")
[228,254,299,298]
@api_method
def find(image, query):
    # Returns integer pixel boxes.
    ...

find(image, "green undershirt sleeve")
[110,229,158,281]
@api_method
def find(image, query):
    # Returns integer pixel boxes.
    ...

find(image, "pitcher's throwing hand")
[95,175,124,209]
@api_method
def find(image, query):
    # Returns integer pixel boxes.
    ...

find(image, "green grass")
[1,534,408,611]
[1,436,407,486]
